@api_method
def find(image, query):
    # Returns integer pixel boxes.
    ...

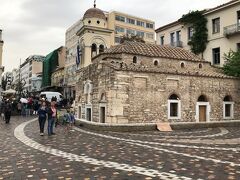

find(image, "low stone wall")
[75,119,157,132]
[171,120,240,130]
[75,119,240,132]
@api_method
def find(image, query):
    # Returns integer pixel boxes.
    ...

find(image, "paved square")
[0,116,239,179]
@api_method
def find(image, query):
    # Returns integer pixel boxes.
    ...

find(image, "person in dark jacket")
[4,99,12,124]
[47,97,58,136]
[38,101,48,136]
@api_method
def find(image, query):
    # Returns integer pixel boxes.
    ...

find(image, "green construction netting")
[42,48,59,87]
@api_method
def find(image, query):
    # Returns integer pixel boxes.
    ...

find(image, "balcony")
[224,23,240,37]
[170,41,183,48]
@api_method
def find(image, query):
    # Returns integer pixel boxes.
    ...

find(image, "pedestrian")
[38,101,48,136]
[4,99,12,124]
[47,97,58,136]
[17,101,22,115]
[33,99,39,115]
[70,108,75,126]
[0,100,5,121]
[63,108,71,132]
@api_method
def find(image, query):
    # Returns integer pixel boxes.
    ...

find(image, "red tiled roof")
[102,41,202,62]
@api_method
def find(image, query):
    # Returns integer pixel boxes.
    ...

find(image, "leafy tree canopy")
[223,50,240,77]
[179,11,208,56]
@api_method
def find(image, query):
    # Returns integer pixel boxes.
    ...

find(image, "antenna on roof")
[94,0,96,8]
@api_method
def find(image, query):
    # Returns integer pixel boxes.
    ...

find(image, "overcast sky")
[0,0,230,72]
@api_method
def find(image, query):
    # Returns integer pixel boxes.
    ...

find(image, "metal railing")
[224,23,240,37]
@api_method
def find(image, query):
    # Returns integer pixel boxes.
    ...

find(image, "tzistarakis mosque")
[74,3,240,124]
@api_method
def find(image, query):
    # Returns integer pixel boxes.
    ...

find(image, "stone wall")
[75,54,240,124]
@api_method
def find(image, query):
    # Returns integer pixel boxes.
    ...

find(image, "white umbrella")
[20,98,28,103]
[2,89,16,94]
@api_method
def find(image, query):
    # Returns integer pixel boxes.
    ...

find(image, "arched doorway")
[99,93,106,123]
[196,95,210,122]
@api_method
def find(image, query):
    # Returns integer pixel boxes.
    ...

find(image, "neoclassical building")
[75,41,240,124]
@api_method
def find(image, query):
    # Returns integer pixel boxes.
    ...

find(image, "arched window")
[180,62,185,68]
[97,20,100,24]
[88,20,91,24]
[168,94,181,119]
[169,94,179,100]
[198,95,207,102]
[223,95,232,102]
[154,60,159,66]
[223,95,234,119]
[133,56,137,63]
[199,63,203,69]
[91,43,97,58]
[99,45,104,53]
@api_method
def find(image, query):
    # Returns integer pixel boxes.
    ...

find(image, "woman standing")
[38,101,47,136]
[47,97,57,136]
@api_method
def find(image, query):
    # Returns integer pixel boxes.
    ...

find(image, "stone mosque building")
[74,3,240,124]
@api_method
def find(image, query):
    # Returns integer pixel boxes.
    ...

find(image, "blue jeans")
[38,117,46,133]
[48,117,56,135]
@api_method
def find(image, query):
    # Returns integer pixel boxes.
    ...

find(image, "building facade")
[20,55,45,93]
[108,11,155,45]
[12,68,19,87]
[155,0,240,67]
[4,72,13,90]
[75,41,240,124]
[42,46,65,91]
[64,3,155,99]
[0,30,4,94]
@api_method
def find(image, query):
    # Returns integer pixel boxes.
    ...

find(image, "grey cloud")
[1,0,230,72]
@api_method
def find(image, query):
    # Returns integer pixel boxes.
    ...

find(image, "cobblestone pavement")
[0,116,240,180]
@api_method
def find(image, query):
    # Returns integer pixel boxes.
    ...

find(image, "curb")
[75,119,240,132]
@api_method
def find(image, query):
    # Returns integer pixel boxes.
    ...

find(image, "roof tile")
[103,41,202,62]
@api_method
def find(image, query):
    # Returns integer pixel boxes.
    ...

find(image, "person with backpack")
[38,100,48,136]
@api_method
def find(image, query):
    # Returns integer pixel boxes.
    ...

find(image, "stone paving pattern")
[0,116,240,179]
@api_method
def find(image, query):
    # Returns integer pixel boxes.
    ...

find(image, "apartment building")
[108,11,155,44]
[4,72,13,90]
[64,20,83,99]
[0,30,4,93]
[20,55,45,93]
[155,0,240,66]
[64,2,155,99]
[12,68,19,87]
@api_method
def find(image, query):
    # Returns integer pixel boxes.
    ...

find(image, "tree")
[179,11,208,57]
[15,79,26,96]
[223,50,240,77]
[120,34,145,44]
[1,77,7,91]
